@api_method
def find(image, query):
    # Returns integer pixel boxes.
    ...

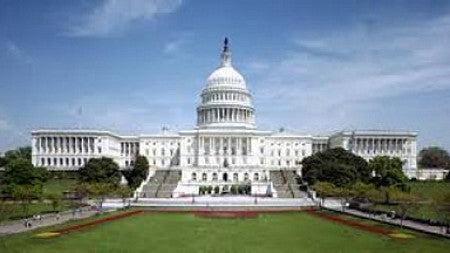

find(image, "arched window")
[233,173,238,182]
[253,173,259,181]
[244,173,249,181]
[191,172,197,181]
[202,173,207,181]
[78,158,82,166]
[212,173,218,181]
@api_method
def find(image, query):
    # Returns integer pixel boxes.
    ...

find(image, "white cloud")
[254,13,450,132]
[4,42,32,64]
[163,33,192,55]
[244,60,270,74]
[67,0,183,37]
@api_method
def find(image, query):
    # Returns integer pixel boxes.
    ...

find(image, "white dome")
[205,66,246,89]
[196,38,256,130]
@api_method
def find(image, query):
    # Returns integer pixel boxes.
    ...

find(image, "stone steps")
[139,170,181,198]
[270,170,306,198]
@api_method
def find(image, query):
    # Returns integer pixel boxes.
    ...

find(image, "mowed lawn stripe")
[1,212,449,253]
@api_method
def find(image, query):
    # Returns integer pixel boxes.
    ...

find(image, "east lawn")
[1,211,449,253]
[0,179,77,222]
[370,181,450,222]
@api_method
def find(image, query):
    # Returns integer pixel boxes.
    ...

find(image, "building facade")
[31,39,419,195]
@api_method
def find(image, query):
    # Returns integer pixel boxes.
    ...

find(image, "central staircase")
[139,170,181,198]
[270,170,306,198]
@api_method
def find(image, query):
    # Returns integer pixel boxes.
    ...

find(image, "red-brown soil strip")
[305,210,393,235]
[51,210,143,237]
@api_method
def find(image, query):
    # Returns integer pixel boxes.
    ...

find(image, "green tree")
[4,158,48,193]
[123,155,149,189]
[369,156,407,189]
[433,193,450,233]
[46,193,63,213]
[87,183,114,211]
[4,146,32,164]
[116,185,133,208]
[312,181,336,207]
[351,182,376,201]
[78,157,121,185]
[214,186,220,194]
[334,186,355,210]
[392,192,420,228]
[302,148,370,187]
[0,156,6,167]
[418,147,450,169]
[11,185,41,217]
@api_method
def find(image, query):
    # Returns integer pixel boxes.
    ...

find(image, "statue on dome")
[223,37,229,52]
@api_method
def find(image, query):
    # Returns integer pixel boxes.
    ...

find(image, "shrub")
[214,186,220,194]
[230,185,238,194]
[207,186,213,194]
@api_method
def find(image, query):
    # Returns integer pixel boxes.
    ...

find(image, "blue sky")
[1,0,450,152]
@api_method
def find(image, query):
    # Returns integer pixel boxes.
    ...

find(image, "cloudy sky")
[1,0,450,152]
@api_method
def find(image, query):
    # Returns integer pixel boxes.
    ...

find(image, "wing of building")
[31,39,418,197]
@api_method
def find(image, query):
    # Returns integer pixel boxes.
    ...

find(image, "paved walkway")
[0,207,98,236]
[325,204,450,238]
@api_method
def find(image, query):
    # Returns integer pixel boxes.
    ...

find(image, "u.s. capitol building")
[31,39,418,197]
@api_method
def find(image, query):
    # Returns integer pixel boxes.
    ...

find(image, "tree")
[433,193,450,233]
[392,192,420,228]
[334,186,355,211]
[4,158,48,193]
[78,157,121,185]
[312,181,336,207]
[214,186,220,194]
[418,147,450,169]
[123,155,149,189]
[11,185,41,217]
[4,146,32,164]
[0,156,6,168]
[351,182,376,201]
[369,156,408,190]
[302,148,371,187]
[46,193,63,213]
[115,185,133,208]
[87,183,114,211]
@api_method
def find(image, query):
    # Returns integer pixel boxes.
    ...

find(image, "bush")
[214,186,220,194]
[230,185,238,194]
[207,186,213,194]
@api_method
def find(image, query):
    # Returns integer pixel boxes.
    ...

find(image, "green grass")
[43,179,76,195]
[408,181,450,201]
[370,181,450,222]
[0,201,74,222]
[0,179,77,222]
[1,211,449,253]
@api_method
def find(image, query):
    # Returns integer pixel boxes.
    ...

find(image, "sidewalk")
[327,206,450,238]
[0,207,98,236]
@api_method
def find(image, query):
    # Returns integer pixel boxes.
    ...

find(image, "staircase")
[270,170,306,198]
[139,170,181,198]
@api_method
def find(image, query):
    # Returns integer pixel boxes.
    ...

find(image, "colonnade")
[35,136,96,154]
[197,136,252,156]
[201,91,247,103]
[198,107,254,124]
[120,142,139,156]
[352,137,410,155]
